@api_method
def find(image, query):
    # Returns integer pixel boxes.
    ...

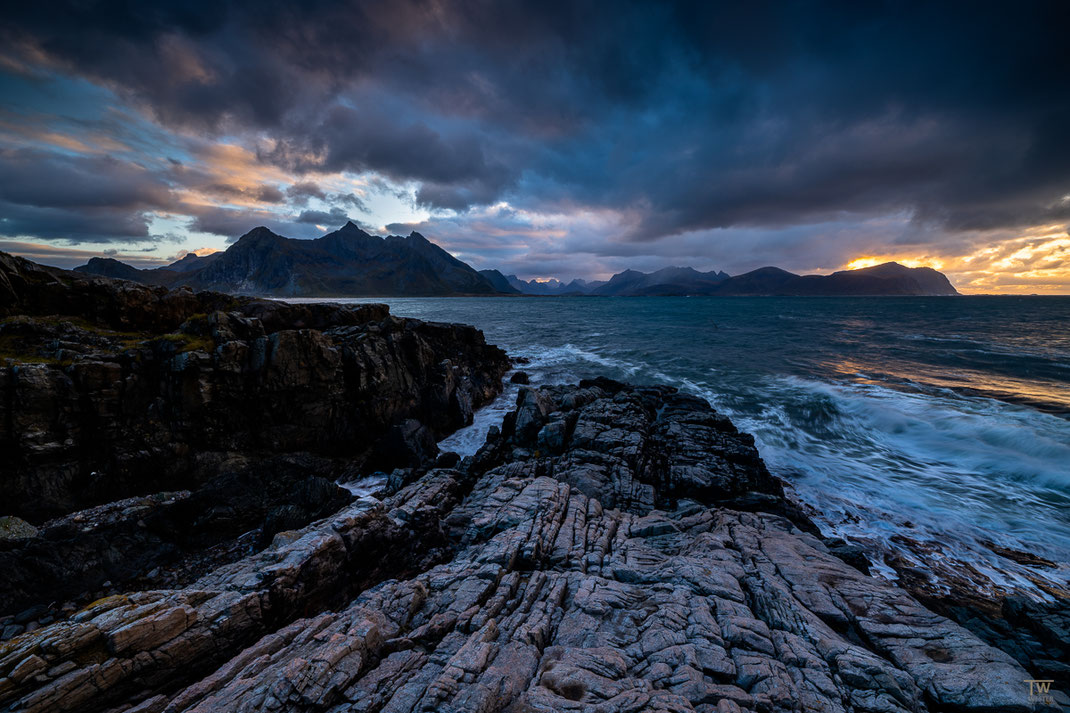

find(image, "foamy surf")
[446,336,1070,603]
[320,296,1070,602]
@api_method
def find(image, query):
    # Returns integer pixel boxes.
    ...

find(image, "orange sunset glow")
[841,225,1070,294]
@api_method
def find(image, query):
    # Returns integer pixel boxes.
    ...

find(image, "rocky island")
[0,252,1064,712]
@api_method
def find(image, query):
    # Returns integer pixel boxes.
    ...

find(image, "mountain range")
[77,223,505,297]
[75,224,959,296]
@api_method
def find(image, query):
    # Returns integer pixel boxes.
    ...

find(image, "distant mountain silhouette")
[504,275,601,295]
[76,223,508,296]
[76,229,958,297]
[504,263,956,296]
[477,269,522,294]
[166,251,222,273]
[591,266,730,296]
[78,257,162,283]
[710,262,958,296]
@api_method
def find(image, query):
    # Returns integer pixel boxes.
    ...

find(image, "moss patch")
[0,336,70,366]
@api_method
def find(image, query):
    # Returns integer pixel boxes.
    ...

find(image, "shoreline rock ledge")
[2,370,1060,711]
[0,251,510,617]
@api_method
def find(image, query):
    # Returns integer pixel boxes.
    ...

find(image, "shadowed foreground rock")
[1,379,1057,713]
[0,251,510,615]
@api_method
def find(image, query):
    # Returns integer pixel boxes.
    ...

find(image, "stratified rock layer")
[1,380,1056,713]
[0,251,510,615]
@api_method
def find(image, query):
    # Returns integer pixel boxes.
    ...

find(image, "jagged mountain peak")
[77,225,506,297]
[236,226,282,241]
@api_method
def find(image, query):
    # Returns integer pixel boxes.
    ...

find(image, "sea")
[293,295,1070,595]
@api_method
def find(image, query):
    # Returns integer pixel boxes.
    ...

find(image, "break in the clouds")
[1,1,1069,291]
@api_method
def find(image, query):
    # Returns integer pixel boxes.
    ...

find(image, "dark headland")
[74,224,960,298]
[1,251,1063,713]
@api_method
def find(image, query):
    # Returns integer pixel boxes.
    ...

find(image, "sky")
[1,1,1068,293]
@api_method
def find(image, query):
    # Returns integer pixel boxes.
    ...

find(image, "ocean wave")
[395,295,1070,600]
[486,341,1070,594]
[722,376,1070,581]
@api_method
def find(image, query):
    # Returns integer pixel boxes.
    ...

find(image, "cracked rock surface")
[2,378,1058,713]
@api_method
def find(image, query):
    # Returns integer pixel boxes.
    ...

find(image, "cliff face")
[0,251,510,614]
[0,380,1056,713]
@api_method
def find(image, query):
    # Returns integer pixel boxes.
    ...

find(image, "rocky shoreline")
[0,252,1066,712]
[0,252,509,617]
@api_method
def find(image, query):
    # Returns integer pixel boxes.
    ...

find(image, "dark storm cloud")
[0,147,171,209]
[200,182,285,203]
[185,204,323,240]
[0,202,158,242]
[0,147,175,241]
[333,192,368,212]
[2,0,1068,251]
[295,206,351,226]
[285,183,368,213]
[285,181,326,205]
[264,103,516,209]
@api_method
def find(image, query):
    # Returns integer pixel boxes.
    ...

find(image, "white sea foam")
[718,376,1070,597]
[337,473,390,501]
[457,337,1070,598]
[303,296,1070,600]
[438,378,522,456]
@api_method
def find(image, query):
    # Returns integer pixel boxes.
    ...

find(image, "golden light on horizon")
[840,224,1070,294]
[843,256,946,271]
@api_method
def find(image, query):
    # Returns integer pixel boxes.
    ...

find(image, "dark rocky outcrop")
[0,380,1058,712]
[0,252,510,614]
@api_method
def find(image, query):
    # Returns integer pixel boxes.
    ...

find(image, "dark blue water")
[296,296,1070,591]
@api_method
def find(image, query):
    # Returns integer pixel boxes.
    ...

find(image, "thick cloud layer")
[1,0,1068,290]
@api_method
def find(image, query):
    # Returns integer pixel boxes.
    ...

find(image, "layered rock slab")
[0,251,510,615]
[0,380,1058,712]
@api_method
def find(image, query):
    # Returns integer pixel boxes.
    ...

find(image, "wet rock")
[509,370,530,384]
[435,452,462,469]
[0,381,1056,713]
[13,606,46,625]
[882,540,1070,681]
[377,419,439,470]
[823,537,872,574]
